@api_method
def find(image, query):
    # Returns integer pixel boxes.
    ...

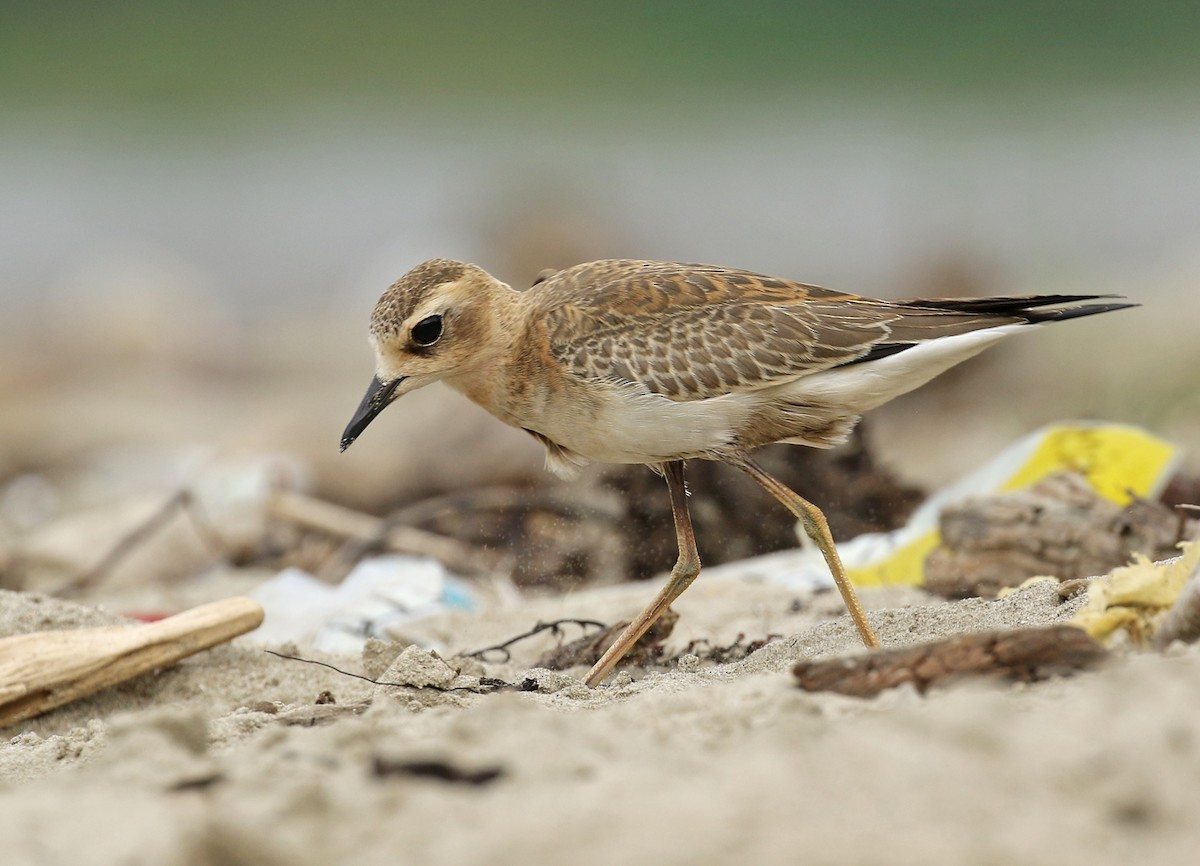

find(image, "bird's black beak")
[340,376,404,451]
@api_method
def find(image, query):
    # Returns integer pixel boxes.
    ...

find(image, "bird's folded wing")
[538,261,1023,402]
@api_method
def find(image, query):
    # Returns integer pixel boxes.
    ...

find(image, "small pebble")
[380,645,458,689]
[521,668,591,699]
[1163,639,1190,658]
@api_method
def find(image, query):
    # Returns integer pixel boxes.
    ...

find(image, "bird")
[340,258,1134,686]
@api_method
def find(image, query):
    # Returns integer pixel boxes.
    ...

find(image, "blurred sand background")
[2,3,1200,864]
[1,2,1197,515]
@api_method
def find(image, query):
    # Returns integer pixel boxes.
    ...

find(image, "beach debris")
[826,423,1180,591]
[381,425,920,591]
[462,618,607,665]
[596,429,922,582]
[266,648,515,696]
[0,596,263,726]
[0,458,501,597]
[268,489,507,580]
[453,613,676,672]
[5,421,910,597]
[6,490,224,595]
[246,556,479,654]
[925,472,1194,599]
[389,482,632,589]
[1152,558,1200,648]
[664,633,783,667]
[534,610,677,671]
[371,755,505,786]
[273,702,369,726]
[1072,541,1200,645]
[792,625,1106,697]
[2,453,297,594]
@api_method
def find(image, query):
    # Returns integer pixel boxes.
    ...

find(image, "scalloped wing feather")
[534,261,1030,402]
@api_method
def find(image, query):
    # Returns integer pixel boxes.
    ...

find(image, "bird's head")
[340,258,505,451]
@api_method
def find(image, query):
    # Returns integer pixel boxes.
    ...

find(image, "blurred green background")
[4,1,1199,111]
[4,1,1199,306]
[1,1,1198,506]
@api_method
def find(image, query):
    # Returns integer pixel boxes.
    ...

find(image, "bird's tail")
[897,294,1138,324]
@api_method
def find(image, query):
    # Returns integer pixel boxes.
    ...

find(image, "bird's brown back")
[528,260,1032,402]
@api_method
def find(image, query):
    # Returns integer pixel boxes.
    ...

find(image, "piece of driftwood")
[926,472,1195,599]
[0,596,264,727]
[793,625,1106,698]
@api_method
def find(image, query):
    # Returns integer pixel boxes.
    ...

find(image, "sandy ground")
[3,569,1199,866]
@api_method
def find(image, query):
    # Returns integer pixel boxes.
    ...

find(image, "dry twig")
[58,490,223,596]
[268,490,508,579]
[461,619,607,664]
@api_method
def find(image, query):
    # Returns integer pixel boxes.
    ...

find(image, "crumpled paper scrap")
[1072,541,1200,643]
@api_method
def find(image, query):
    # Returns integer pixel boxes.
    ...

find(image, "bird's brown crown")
[369,258,469,337]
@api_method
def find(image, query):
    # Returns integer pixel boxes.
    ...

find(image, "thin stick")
[264,650,515,694]
[59,490,220,596]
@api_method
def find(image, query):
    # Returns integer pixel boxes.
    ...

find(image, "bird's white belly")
[533,383,752,466]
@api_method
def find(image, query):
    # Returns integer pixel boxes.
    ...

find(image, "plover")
[341,258,1133,686]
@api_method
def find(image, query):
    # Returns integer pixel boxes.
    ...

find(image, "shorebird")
[340,258,1133,686]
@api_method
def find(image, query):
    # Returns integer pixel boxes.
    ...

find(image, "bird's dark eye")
[410,314,443,347]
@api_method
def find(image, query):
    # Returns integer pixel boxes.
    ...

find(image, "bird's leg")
[585,461,700,687]
[735,457,880,649]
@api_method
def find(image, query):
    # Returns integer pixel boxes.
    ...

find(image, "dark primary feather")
[897,293,1137,323]
[841,294,1138,366]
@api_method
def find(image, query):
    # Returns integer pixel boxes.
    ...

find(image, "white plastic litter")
[247,555,476,654]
